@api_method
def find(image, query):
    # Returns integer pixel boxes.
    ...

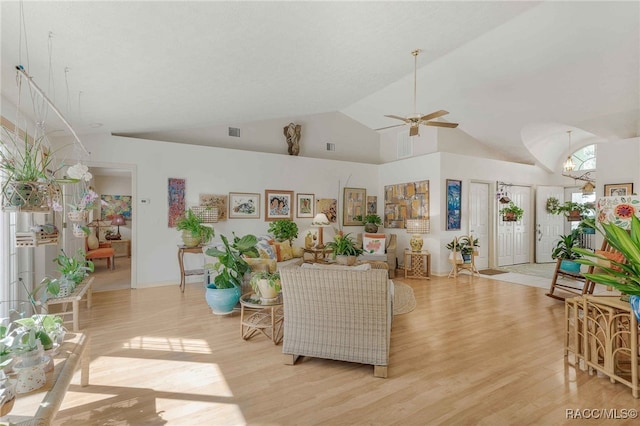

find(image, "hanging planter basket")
[567,210,583,222]
[67,210,88,222]
[502,212,517,222]
[1,181,59,212]
[72,224,88,238]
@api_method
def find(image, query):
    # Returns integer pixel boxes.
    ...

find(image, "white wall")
[596,137,640,197]
[61,133,378,287]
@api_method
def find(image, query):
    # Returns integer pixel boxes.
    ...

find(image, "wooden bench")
[42,277,93,332]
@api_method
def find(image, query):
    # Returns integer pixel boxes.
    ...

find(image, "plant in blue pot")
[204,233,258,315]
[576,215,640,321]
[551,230,582,274]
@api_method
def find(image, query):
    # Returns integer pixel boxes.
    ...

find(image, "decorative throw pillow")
[244,258,277,273]
[595,250,625,272]
[301,262,371,271]
[256,239,277,260]
[276,240,294,261]
[292,246,304,258]
[363,233,386,255]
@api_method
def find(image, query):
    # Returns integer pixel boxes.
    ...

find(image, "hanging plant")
[546,197,560,214]
[499,202,524,222]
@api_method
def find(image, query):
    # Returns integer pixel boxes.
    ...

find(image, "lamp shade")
[406,219,430,234]
[311,213,330,227]
[191,206,219,223]
[111,214,126,226]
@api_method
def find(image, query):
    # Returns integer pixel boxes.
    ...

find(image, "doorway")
[497,185,532,266]
[469,181,490,270]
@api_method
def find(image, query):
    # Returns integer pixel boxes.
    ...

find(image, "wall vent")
[397,131,412,159]
[228,127,240,137]
[326,142,336,152]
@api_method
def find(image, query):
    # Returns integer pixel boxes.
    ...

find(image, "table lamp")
[110,214,126,240]
[406,219,430,252]
[311,213,331,248]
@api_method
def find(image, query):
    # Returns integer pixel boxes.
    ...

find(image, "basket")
[191,206,219,223]
[72,224,87,238]
[68,210,88,222]
[15,231,59,247]
[1,181,59,213]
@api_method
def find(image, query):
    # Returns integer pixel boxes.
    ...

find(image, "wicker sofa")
[279,266,392,378]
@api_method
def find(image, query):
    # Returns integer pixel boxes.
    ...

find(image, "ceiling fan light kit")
[381,49,459,136]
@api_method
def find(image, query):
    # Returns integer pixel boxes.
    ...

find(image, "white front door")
[469,182,489,269]
[535,186,564,263]
[497,185,531,266]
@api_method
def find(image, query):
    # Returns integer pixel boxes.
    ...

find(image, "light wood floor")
[54,274,640,425]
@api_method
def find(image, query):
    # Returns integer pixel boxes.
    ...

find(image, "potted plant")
[325,232,363,265]
[204,233,258,314]
[459,236,479,263]
[267,219,298,245]
[551,230,582,273]
[575,215,640,320]
[551,201,595,222]
[249,271,281,302]
[353,214,383,233]
[0,130,66,211]
[446,237,465,264]
[175,208,215,247]
[499,202,524,222]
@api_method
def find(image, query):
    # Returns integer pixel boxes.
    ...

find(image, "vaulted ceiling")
[1,1,638,168]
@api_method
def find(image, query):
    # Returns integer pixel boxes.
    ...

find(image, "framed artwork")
[446,179,462,230]
[604,183,634,197]
[316,198,337,223]
[101,195,133,221]
[229,192,260,219]
[384,180,429,228]
[367,196,377,214]
[265,190,293,221]
[343,187,366,226]
[296,193,315,218]
[199,193,227,221]
[167,178,185,227]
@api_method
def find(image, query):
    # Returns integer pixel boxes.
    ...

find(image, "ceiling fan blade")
[420,110,449,121]
[409,126,420,137]
[375,123,406,131]
[384,114,410,123]
[424,121,459,128]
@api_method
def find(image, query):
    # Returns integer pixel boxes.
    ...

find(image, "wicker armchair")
[280,267,392,378]
[356,233,397,278]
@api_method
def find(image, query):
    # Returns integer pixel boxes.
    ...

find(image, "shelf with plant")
[353,214,383,232]
[499,202,524,222]
[175,208,215,247]
[249,271,281,301]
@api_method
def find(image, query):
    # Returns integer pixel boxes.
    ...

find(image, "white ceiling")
[1,1,638,167]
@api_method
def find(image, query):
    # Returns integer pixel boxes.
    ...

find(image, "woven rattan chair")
[280,267,392,377]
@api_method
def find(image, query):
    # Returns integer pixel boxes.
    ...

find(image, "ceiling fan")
[377,49,458,137]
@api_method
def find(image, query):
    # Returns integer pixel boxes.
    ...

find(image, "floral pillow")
[256,239,277,260]
[362,233,386,255]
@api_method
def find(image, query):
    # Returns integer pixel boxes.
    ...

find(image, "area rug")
[393,282,416,315]
[478,269,508,276]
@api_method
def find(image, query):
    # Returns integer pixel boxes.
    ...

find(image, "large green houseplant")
[175,208,215,247]
[325,233,363,265]
[551,230,582,273]
[267,219,298,245]
[204,233,258,314]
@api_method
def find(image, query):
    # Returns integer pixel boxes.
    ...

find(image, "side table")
[239,293,284,345]
[303,247,332,263]
[404,249,431,280]
[178,245,205,293]
[109,239,131,258]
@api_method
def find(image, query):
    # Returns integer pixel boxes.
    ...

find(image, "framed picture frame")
[265,190,294,221]
[604,183,634,197]
[316,198,337,223]
[367,196,377,214]
[343,187,366,226]
[199,193,227,221]
[384,180,429,228]
[228,192,260,219]
[296,193,315,218]
[446,179,462,230]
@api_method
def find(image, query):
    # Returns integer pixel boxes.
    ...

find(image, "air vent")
[326,142,336,152]
[228,127,240,137]
[397,131,412,159]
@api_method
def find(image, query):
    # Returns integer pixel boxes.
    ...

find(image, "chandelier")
[563,130,575,172]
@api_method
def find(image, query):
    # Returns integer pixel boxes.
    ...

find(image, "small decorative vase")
[181,231,201,248]
[364,223,379,233]
[629,295,640,322]
[305,234,313,249]
[13,359,47,393]
[409,235,423,252]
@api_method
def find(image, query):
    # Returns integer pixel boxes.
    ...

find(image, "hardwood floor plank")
[49,275,640,425]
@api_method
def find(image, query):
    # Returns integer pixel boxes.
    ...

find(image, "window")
[570,144,596,171]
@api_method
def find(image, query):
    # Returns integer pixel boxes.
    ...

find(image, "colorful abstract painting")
[446,179,462,230]
[168,178,186,227]
[383,180,429,228]
[100,195,133,221]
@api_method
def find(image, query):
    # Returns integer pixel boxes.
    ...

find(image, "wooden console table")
[565,295,639,398]
[178,245,205,293]
[42,277,93,332]
[0,332,91,425]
